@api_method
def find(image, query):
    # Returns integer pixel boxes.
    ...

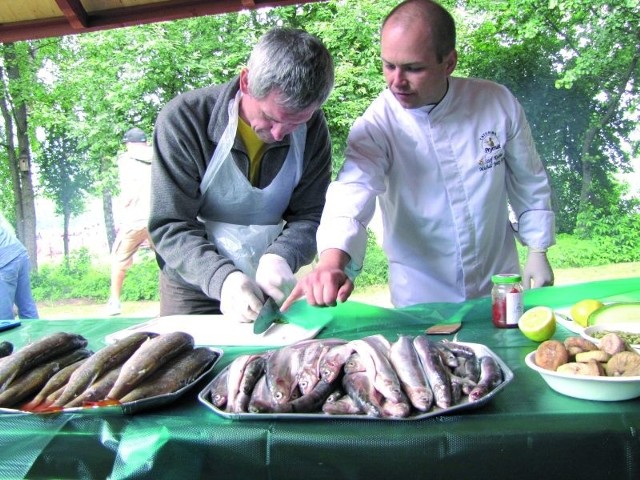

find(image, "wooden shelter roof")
[0,0,318,43]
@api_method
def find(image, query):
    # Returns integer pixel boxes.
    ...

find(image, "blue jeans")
[0,251,39,320]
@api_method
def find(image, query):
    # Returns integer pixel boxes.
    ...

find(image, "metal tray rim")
[198,341,513,421]
[1,347,223,415]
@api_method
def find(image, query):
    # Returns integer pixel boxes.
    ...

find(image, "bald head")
[382,0,456,63]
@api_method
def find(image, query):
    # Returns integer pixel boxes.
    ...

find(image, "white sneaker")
[106,299,121,316]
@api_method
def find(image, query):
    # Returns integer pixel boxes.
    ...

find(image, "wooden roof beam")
[55,0,89,29]
[0,0,320,44]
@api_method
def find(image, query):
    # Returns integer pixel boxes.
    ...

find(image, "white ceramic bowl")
[525,351,640,401]
[581,323,640,353]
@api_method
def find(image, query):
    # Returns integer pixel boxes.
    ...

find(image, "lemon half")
[570,299,605,327]
[518,306,556,342]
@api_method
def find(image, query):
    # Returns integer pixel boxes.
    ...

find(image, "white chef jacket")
[317,76,555,307]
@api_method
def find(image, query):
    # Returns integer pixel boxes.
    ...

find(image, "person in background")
[0,212,39,320]
[283,0,555,310]
[106,127,153,316]
[149,27,334,321]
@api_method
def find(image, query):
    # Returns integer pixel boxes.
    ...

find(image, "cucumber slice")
[587,302,640,326]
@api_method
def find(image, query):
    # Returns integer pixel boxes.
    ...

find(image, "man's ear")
[444,50,457,75]
[239,68,250,94]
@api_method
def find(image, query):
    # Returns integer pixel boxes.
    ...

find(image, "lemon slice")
[518,306,556,342]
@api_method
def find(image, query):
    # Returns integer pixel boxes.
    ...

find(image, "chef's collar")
[418,78,450,114]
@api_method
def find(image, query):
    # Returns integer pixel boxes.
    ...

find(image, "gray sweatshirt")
[150,77,332,300]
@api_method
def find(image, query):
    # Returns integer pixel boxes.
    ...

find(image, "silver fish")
[107,331,195,400]
[226,354,264,412]
[322,393,362,415]
[342,371,384,417]
[389,335,433,412]
[343,352,367,374]
[468,356,503,402]
[319,343,354,383]
[209,365,230,409]
[265,345,303,404]
[352,337,404,403]
[413,335,452,409]
[381,397,411,418]
[248,375,274,413]
[233,355,266,413]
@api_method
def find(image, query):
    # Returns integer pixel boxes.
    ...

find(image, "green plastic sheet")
[0,279,639,479]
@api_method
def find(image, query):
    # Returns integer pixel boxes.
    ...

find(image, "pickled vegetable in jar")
[491,274,524,328]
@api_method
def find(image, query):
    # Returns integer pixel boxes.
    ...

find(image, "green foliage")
[355,229,389,288]
[31,247,159,302]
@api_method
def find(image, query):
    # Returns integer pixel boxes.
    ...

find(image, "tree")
[38,122,94,261]
[0,42,39,269]
[463,0,640,234]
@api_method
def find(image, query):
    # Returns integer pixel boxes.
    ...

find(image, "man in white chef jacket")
[283,0,555,310]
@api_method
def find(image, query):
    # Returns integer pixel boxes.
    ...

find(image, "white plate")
[581,324,640,353]
[525,351,640,401]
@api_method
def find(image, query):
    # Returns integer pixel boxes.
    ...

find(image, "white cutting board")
[105,314,322,347]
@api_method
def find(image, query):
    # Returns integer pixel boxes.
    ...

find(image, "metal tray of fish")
[197,341,513,421]
[0,347,223,415]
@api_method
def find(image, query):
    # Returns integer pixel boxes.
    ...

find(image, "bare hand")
[280,266,354,311]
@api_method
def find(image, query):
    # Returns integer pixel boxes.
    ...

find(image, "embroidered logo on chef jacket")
[478,131,505,171]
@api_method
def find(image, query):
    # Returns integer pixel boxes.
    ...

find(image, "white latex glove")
[255,253,297,306]
[522,249,554,289]
[220,271,265,323]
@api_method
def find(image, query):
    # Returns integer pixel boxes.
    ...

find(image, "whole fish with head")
[266,378,334,414]
[441,340,476,359]
[434,343,459,369]
[343,352,367,374]
[265,344,303,404]
[232,355,266,413]
[209,366,230,409]
[107,331,195,400]
[342,370,384,417]
[322,393,362,415]
[225,353,265,411]
[297,339,345,395]
[0,332,88,392]
[413,335,452,409]
[319,343,354,383]
[52,332,154,407]
[119,347,217,403]
[351,338,404,403]
[382,397,411,418]
[389,335,433,412]
[248,375,274,413]
[0,347,91,409]
[468,356,503,402]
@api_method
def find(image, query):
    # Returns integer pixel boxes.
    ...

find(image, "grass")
[36,262,640,320]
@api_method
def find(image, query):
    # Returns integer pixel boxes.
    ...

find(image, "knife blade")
[253,296,283,334]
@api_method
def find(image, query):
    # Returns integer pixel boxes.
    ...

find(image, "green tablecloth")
[1,278,639,479]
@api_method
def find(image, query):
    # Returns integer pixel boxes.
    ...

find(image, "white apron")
[198,91,306,279]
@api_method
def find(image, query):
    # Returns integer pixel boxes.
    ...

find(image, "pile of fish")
[207,334,504,418]
[0,331,217,412]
